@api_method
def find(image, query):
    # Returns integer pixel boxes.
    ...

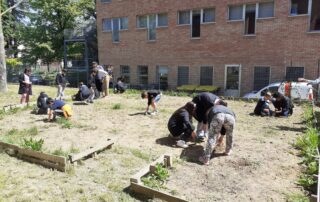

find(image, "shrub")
[22,138,44,151]
[141,163,170,190]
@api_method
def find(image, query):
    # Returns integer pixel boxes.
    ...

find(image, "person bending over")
[47,98,72,121]
[192,92,226,141]
[272,92,294,117]
[199,105,236,165]
[168,102,197,148]
[254,91,273,116]
[141,90,161,115]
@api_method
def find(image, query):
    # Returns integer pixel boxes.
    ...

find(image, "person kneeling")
[37,92,49,114]
[254,91,273,116]
[272,92,294,117]
[168,102,197,148]
[47,98,72,121]
[199,105,236,165]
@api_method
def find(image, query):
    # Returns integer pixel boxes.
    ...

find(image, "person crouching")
[46,98,72,121]
[167,102,197,148]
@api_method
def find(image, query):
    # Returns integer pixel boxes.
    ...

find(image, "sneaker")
[199,155,209,165]
[224,149,232,156]
[176,140,188,148]
[196,131,205,142]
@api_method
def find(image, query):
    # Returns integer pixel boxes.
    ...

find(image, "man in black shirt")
[37,92,49,114]
[168,102,196,148]
[254,92,273,116]
[272,92,293,117]
[141,90,161,115]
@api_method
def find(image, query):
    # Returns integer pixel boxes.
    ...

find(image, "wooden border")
[68,139,114,163]
[130,154,187,202]
[0,141,66,172]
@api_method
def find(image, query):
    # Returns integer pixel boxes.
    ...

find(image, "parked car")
[243,82,313,100]
[30,74,45,85]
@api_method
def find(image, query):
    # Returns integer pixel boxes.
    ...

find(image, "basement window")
[310,0,320,31]
[290,0,309,15]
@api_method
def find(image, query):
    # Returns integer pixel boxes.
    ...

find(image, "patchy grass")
[286,193,309,202]
[112,103,122,110]
[0,127,39,145]
[56,118,73,129]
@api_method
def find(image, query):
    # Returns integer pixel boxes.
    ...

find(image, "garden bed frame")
[0,141,67,172]
[130,154,188,202]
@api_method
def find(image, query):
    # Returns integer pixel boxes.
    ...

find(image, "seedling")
[22,138,44,151]
[141,163,170,190]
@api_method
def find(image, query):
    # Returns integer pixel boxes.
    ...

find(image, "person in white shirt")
[18,68,32,104]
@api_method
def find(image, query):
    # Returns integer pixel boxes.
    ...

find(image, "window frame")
[201,8,216,24]
[178,10,191,25]
[138,65,149,85]
[290,0,309,16]
[156,13,168,28]
[228,4,244,21]
[257,1,275,19]
[120,65,130,83]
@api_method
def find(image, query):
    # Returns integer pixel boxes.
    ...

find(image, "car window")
[268,86,279,93]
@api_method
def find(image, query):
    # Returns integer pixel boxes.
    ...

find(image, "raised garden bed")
[130,154,187,202]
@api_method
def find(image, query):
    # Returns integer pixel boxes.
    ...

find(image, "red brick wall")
[96,0,320,95]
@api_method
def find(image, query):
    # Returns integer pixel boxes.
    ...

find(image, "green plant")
[112,103,122,110]
[22,138,44,151]
[286,193,309,202]
[56,118,73,129]
[141,163,170,190]
[51,147,69,157]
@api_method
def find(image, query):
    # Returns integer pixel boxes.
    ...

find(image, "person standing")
[55,69,68,100]
[18,68,32,104]
[93,67,109,97]
[199,105,236,165]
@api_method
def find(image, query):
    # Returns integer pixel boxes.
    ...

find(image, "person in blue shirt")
[47,98,72,121]
[254,91,273,116]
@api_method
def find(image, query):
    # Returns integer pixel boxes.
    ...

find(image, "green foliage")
[112,103,122,110]
[295,105,319,194]
[6,58,22,68]
[22,138,44,151]
[51,147,69,157]
[0,126,39,145]
[56,118,73,129]
[286,193,309,202]
[141,163,170,190]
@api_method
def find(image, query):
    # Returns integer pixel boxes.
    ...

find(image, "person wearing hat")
[254,91,273,116]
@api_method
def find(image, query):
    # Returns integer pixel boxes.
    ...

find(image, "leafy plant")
[56,118,73,129]
[22,138,44,151]
[112,103,122,110]
[141,163,170,190]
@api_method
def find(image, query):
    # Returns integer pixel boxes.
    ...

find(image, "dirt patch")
[0,91,305,201]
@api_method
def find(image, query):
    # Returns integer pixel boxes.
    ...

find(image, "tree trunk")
[0,15,8,92]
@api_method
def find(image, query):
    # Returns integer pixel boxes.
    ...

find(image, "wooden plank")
[0,141,20,151]
[18,148,66,165]
[130,165,150,184]
[69,139,113,162]
[164,155,172,167]
[130,182,188,202]
[18,155,66,172]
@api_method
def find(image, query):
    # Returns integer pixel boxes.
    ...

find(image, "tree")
[19,0,95,71]
[0,0,25,92]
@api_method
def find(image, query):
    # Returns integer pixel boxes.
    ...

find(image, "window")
[157,13,168,27]
[156,66,169,90]
[177,66,189,86]
[258,2,274,18]
[229,5,243,21]
[286,67,304,81]
[310,0,320,31]
[178,10,190,25]
[245,4,256,35]
[291,0,309,15]
[254,67,270,91]
[192,10,201,38]
[101,0,111,3]
[137,15,147,28]
[120,17,128,30]
[202,8,215,23]
[148,14,156,41]
[138,65,148,85]
[102,18,112,32]
[112,18,120,42]
[200,66,213,85]
[120,65,130,83]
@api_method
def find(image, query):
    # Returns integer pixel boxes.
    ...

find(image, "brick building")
[96,0,320,96]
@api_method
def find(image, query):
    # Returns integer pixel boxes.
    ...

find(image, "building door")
[157,66,169,90]
[254,66,270,91]
[225,65,241,97]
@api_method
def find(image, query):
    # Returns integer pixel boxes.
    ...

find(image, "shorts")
[62,104,72,118]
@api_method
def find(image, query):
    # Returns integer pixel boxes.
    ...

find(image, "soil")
[0,91,306,201]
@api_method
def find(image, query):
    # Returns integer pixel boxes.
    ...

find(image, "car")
[29,74,45,85]
[243,82,313,100]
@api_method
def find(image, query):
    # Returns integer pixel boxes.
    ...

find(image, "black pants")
[168,124,195,141]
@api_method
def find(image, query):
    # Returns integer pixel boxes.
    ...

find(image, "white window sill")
[288,14,309,17]
[112,41,120,44]
[307,31,320,34]
[147,40,156,43]
[120,29,129,32]
[256,17,275,20]
[177,24,190,27]
[136,27,147,30]
[227,19,243,23]
[156,26,168,29]
[190,37,201,40]
[201,22,216,25]
[244,34,256,37]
